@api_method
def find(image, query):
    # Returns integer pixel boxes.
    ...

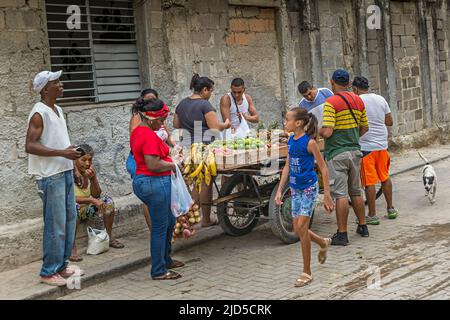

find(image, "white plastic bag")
[222,115,250,140]
[171,165,194,218]
[86,227,110,255]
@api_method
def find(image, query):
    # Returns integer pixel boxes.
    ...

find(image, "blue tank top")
[288,134,318,190]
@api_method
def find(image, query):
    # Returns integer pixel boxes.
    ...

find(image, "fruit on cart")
[181,143,218,192]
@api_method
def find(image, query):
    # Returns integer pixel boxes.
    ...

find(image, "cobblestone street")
[60,158,450,300]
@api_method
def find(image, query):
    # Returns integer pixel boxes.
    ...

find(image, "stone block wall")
[391,1,424,134]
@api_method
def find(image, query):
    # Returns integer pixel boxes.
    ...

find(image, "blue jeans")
[132,174,175,277]
[36,170,77,277]
[126,152,136,179]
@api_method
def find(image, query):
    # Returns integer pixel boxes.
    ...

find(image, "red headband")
[143,103,169,120]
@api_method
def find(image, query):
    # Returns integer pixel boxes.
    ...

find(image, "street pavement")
[60,153,450,300]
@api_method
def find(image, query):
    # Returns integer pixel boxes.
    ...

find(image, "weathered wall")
[1,0,450,271]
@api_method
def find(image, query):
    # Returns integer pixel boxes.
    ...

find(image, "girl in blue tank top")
[275,107,335,287]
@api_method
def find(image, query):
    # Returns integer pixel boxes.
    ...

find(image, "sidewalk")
[1,143,449,300]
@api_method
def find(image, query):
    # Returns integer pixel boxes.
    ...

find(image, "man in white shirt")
[25,70,82,286]
[352,76,399,225]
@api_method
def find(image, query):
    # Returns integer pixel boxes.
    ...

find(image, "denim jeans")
[36,170,77,277]
[133,174,175,277]
[126,152,136,179]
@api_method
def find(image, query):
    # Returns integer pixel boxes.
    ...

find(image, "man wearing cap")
[352,76,398,225]
[319,69,370,246]
[25,70,82,286]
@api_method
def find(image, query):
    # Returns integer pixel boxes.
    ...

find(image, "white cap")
[33,70,63,93]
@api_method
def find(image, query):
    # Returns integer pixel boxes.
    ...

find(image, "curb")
[26,226,225,300]
[390,154,450,177]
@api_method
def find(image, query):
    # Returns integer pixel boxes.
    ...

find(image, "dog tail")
[418,151,429,164]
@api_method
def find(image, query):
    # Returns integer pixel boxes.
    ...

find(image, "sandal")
[69,255,83,262]
[152,270,182,280]
[167,260,185,269]
[295,273,313,287]
[109,239,125,249]
[318,238,332,264]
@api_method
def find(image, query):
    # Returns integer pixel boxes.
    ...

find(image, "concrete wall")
[1,0,450,271]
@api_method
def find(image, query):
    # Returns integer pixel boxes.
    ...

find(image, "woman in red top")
[131,98,184,280]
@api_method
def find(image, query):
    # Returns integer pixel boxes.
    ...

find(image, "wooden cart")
[207,144,309,244]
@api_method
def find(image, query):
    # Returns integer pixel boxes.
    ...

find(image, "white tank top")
[228,92,250,129]
[27,102,73,178]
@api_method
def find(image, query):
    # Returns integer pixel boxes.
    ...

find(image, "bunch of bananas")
[182,143,217,193]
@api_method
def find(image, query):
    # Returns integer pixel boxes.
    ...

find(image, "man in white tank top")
[220,78,259,130]
[25,70,82,286]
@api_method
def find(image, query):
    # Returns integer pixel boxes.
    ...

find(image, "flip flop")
[69,255,83,262]
[295,273,313,287]
[167,260,185,269]
[152,270,182,280]
[109,239,125,249]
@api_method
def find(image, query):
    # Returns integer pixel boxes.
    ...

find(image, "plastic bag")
[171,165,194,218]
[86,227,110,255]
[222,115,250,140]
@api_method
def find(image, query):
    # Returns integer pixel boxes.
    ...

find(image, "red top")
[130,126,172,176]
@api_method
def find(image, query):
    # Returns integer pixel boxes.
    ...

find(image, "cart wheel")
[217,174,260,237]
[268,181,315,244]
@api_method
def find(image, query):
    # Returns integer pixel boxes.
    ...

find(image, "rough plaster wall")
[287,0,312,104]
[317,0,357,85]
[364,0,384,95]
[391,1,424,135]
[225,5,284,126]
[0,0,50,225]
[436,0,450,121]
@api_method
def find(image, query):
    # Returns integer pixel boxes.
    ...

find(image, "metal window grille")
[45,0,141,104]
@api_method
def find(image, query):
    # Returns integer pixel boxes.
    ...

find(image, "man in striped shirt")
[319,69,370,246]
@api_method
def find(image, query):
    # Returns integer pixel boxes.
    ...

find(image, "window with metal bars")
[45,0,141,104]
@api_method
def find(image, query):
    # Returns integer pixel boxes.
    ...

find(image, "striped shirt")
[322,91,369,160]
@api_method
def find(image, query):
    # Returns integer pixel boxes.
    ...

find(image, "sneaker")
[331,231,349,246]
[387,208,398,219]
[59,266,85,278]
[40,274,67,287]
[366,215,380,225]
[357,224,370,237]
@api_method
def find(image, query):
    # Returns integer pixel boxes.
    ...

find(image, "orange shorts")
[360,150,390,187]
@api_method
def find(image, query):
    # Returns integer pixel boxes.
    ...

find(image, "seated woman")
[70,144,124,262]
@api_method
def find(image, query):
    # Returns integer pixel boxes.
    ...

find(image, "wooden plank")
[97,84,141,94]
[97,91,140,101]
[93,44,137,53]
[95,60,139,69]
[228,0,281,7]
[96,76,140,85]
[95,68,139,77]
[94,53,138,61]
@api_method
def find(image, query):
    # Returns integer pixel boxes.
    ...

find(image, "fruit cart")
[209,143,305,244]
[180,135,324,244]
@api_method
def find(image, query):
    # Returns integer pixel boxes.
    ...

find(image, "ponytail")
[132,97,146,115]
[289,107,318,139]
[306,113,318,139]
[190,73,214,93]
